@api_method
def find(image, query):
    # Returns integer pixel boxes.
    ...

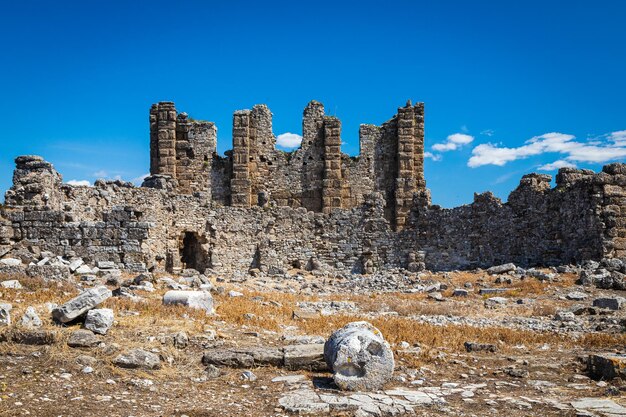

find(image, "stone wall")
[145,100,427,230]
[1,100,625,275]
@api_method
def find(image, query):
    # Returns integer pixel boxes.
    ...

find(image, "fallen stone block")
[68,329,100,348]
[484,297,508,308]
[592,297,625,311]
[52,286,112,323]
[487,263,516,274]
[324,321,394,391]
[1,280,22,289]
[113,348,161,370]
[464,342,497,353]
[479,288,509,295]
[0,303,11,326]
[6,329,57,345]
[162,290,214,314]
[0,258,22,266]
[84,308,114,335]
[20,306,42,328]
[284,343,328,371]
[202,347,283,368]
[587,353,626,380]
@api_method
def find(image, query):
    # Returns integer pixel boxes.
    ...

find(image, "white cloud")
[132,173,150,185]
[276,132,302,148]
[538,160,577,171]
[424,151,442,161]
[93,170,107,178]
[432,133,474,152]
[609,130,626,146]
[468,131,626,168]
[480,129,494,137]
[66,179,91,186]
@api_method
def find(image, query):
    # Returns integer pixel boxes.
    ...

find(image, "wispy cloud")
[432,133,474,152]
[424,151,442,161]
[538,160,577,171]
[66,179,91,186]
[132,173,149,185]
[480,129,494,137]
[276,132,302,148]
[468,130,626,168]
[93,170,108,178]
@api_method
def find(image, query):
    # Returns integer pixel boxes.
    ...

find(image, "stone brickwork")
[0,100,625,275]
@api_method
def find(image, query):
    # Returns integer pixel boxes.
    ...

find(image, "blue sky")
[1,1,625,207]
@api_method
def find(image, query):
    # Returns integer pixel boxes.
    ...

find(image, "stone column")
[230,110,252,207]
[153,102,178,177]
[322,116,343,213]
[394,101,417,230]
[175,113,192,193]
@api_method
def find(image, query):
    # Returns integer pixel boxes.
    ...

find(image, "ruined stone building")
[0,100,624,275]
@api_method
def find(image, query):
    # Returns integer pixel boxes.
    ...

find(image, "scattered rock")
[68,329,100,348]
[452,288,469,297]
[284,344,328,371]
[487,263,516,274]
[587,353,626,380]
[84,308,114,335]
[566,291,588,301]
[593,297,625,311]
[113,348,161,370]
[6,329,57,345]
[0,303,12,326]
[484,297,508,308]
[0,258,22,266]
[20,306,42,327]
[1,279,22,289]
[162,290,214,314]
[52,286,112,323]
[464,342,497,353]
[202,347,283,368]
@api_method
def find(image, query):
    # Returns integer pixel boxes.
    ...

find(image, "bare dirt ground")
[0,269,624,417]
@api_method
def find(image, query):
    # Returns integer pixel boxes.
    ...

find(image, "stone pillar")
[230,110,252,207]
[394,102,417,230]
[149,104,159,175]
[175,113,192,193]
[414,102,426,190]
[149,102,178,177]
[322,116,343,213]
[302,100,325,150]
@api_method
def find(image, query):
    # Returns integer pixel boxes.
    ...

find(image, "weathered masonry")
[0,100,624,275]
[147,100,427,229]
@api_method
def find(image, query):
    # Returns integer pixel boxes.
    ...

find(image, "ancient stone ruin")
[0,100,624,275]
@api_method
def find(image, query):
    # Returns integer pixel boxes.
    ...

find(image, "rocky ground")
[0,259,625,416]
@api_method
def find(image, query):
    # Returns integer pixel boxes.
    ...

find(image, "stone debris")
[162,290,214,314]
[487,263,517,274]
[83,308,114,335]
[593,297,625,310]
[279,386,445,416]
[284,343,327,371]
[67,329,100,348]
[0,258,22,266]
[52,286,112,323]
[587,353,626,380]
[1,279,22,289]
[324,321,394,391]
[0,303,12,326]
[464,342,497,353]
[571,398,626,416]
[113,348,161,370]
[20,306,42,328]
[5,329,57,345]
